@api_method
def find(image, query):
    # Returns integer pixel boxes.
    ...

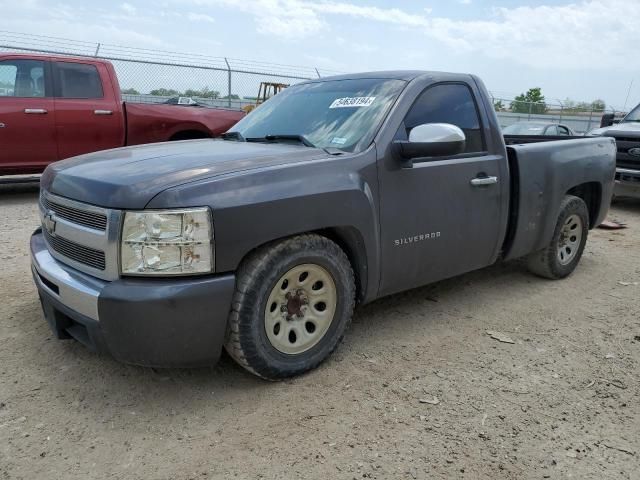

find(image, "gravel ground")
[1,183,639,480]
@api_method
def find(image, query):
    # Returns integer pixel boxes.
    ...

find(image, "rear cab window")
[0,59,47,98]
[54,62,103,99]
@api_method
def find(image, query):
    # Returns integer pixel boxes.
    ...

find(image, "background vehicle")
[243,82,288,113]
[502,121,576,136]
[31,71,616,379]
[0,53,245,175]
[588,104,640,198]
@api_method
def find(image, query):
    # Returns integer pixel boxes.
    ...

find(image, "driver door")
[377,82,506,296]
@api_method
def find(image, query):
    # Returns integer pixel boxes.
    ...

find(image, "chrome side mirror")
[393,123,466,166]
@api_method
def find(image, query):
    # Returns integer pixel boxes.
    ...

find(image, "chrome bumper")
[615,168,640,199]
[31,230,106,321]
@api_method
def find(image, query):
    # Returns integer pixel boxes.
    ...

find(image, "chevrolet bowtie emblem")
[43,211,57,236]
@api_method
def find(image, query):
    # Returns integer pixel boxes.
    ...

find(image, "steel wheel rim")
[264,263,337,355]
[557,214,583,265]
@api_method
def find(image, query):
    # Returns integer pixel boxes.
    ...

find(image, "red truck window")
[54,62,103,99]
[0,60,46,98]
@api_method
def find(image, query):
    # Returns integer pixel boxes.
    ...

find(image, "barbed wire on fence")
[0,30,626,131]
[0,30,345,109]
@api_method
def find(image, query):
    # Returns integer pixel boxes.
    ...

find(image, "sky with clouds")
[1,0,639,110]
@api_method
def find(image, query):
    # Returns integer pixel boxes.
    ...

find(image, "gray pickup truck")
[588,103,640,199]
[31,71,616,379]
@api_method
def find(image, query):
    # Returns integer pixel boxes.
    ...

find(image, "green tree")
[591,99,606,112]
[511,87,547,114]
[121,88,140,95]
[563,98,606,113]
[149,88,180,96]
[184,87,220,99]
[222,94,240,100]
[493,99,505,112]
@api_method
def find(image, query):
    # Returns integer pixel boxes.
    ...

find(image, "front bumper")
[30,229,236,367]
[615,168,640,199]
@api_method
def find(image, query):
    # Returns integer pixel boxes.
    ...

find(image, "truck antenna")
[623,79,634,111]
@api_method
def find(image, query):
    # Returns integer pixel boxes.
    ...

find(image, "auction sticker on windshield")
[329,97,376,108]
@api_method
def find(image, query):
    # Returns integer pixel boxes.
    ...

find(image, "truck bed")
[502,136,617,261]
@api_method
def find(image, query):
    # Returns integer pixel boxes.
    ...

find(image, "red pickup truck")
[0,53,245,175]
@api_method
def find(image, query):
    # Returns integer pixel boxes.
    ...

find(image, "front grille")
[613,138,640,171]
[41,195,107,231]
[43,229,106,271]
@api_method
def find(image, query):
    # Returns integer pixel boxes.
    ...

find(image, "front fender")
[149,151,381,301]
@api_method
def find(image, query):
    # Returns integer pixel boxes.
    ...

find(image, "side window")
[0,60,46,98]
[55,62,103,99]
[557,125,570,136]
[403,83,484,154]
[546,125,558,136]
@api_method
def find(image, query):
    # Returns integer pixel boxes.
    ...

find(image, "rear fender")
[502,137,616,261]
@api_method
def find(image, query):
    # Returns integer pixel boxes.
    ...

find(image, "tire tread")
[224,234,355,380]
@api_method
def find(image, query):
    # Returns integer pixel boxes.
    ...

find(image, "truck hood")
[587,122,640,137]
[41,139,329,208]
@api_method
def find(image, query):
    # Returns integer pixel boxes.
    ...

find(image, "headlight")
[120,208,213,276]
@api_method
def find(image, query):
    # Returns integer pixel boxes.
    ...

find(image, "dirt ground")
[0,183,638,480]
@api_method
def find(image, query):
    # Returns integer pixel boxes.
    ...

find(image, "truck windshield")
[622,104,640,122]
[229,78,406,152]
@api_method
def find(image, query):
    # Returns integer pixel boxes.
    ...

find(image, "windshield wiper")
[245,134,346,155]
[221,131,246,141]
[246,134,316,148]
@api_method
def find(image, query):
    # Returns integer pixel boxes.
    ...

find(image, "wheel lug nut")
[280,305,288,312]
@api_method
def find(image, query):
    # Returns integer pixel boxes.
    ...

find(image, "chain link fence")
[491,97,624,134]
[0,31,624,132]
[0,31,342,110]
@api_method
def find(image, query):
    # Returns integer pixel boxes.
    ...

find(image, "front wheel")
[526,195,589,279]
[224,234,355,380]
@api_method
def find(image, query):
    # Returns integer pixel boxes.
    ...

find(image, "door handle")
[24,108,48,114]
[94,110,113,115]
[470,176,498,186]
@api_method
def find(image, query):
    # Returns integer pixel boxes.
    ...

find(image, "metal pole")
[224,57,231,108]
[587,108,594,133]
[623,79,634,111]
[528,101,532,121]
[94,43,101,57]
[315,68,321,79]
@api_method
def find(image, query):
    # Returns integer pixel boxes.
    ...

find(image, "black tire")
[526,195,589,279]
[224,234,355,380]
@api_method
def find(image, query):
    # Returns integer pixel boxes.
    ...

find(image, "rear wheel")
[224,234,355,380]
[526,195,589,279]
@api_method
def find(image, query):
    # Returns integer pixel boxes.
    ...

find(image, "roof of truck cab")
[0,52,112,65]
[302,70,473,83]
